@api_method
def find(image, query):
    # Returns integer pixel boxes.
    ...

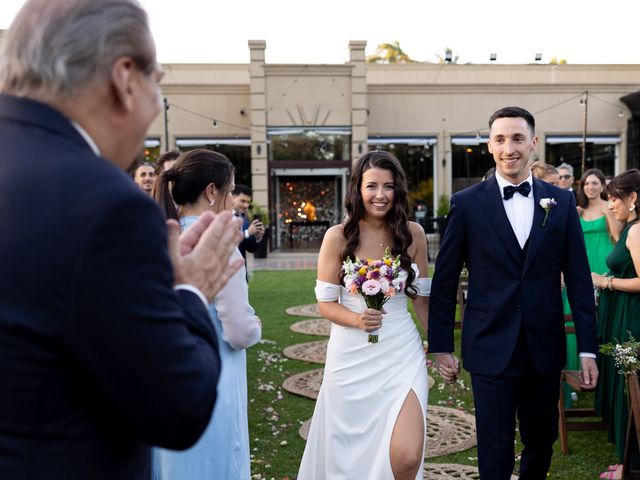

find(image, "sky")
[1,0,639,65]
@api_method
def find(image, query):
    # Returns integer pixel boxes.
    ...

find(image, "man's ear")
[110,56,136,114]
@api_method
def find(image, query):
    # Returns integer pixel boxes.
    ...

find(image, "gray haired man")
[0,0,243,478]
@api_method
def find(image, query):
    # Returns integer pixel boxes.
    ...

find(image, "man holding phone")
[232,185,265,266]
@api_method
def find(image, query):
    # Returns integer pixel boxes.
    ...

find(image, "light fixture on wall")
[212,120,218,128]
[445,52,452,63]
[534,53,542,62]
[358,143,363,154]
[256,144,262,155]
[240,108,246,116]
[489,53,497,62]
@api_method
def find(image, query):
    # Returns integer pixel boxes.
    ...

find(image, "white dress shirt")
[495,171,534,248]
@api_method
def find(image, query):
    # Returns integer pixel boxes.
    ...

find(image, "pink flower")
[361,279,381,296]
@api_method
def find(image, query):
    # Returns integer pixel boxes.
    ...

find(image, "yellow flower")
[384,259,392,266]
[358,267,367,276]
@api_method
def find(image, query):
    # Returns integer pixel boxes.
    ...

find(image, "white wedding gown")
[298,265,429,479]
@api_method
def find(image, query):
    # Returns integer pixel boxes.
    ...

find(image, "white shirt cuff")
[579,352,596,359]
[174,284,209,308]
[244,229,250,239]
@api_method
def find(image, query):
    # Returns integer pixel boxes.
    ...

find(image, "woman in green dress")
[563,169,621,407]
[592,169,640,479]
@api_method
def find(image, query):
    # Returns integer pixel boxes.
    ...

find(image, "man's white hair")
[0,0,154,98]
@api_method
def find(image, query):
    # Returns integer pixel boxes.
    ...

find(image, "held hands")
[357,307,383,333]
[580,356,599,389]
[167,211,244,302]
[433,353,460,384]
[248,219,265,241]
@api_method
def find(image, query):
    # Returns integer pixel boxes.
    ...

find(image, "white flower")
[539,198,557,209]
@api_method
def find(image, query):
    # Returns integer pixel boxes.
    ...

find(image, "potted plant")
[435,194,450,234]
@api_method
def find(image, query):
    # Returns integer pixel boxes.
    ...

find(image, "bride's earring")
[209,198,215,207]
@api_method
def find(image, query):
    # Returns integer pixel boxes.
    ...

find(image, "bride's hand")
[357,308,383,332]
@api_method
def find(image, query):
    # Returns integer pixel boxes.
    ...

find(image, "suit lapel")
[523,178,550,275]
[479,177,521,264]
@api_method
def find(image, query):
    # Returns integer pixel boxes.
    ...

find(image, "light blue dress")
[154,216,261,480]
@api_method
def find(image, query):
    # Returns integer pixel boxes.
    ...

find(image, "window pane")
[370,143,434,214]
[452,144,494,193]
[546,142,616,178]
[270,130,350,162]
[181,144,252,187]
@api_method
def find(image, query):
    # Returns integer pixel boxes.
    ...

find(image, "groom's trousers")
[470,329,561,480]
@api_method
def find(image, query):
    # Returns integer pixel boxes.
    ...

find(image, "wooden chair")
[557,322,607,455]
[622,373,640,479]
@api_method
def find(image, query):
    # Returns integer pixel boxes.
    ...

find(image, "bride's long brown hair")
[339,151,417,299]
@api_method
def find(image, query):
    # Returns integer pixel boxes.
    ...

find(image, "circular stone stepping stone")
[283,340,328,364]
[282,368,324,400]
[290,318,332,336]
[426,406,476,458]
[285,369,435,402]
[286,304,321,318]
[424,464,518,479]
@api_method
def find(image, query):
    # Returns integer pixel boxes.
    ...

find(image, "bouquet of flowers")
[342,247,407,343]
[600,332,640,376]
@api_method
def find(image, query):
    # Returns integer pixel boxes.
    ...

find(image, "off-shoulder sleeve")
[413,277,432,297]
[315,279,341,302]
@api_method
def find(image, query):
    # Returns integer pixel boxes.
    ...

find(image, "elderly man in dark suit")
[0,0,243,478]
[429,107,598,479]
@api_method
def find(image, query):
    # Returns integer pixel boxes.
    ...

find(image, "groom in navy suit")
[429,107,598,479]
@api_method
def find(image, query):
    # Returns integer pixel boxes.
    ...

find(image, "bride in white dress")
[298,151,431,480]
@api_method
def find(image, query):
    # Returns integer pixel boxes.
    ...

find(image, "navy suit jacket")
[237,214,259,260]
[0,94,221,479]
[429,176,597,376]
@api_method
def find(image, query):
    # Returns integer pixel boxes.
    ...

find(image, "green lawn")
[247,269,617,479]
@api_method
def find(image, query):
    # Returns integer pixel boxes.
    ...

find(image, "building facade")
[3,30,638,250]
[144,41,640,250]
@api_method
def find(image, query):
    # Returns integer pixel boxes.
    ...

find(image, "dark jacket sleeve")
[66,193,220,450]
[428,194,467,353]
[562,193,598,355]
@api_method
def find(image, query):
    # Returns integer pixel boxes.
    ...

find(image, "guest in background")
[154,149,261,479]
[558,162,576,194]
[482,166,496,181]
[232,184,265,262]
[155,150,180,174]
[531,161,560,186]
[591,169,640,479]
[0,0,244,477]
[562,168,622,408]
[133,162,156,195]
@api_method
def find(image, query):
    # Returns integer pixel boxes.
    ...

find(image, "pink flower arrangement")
[342,247,407,343]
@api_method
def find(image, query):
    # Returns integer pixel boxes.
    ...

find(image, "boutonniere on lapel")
[539,198,557,227]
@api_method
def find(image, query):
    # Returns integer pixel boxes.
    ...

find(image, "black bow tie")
[503,182,531,200]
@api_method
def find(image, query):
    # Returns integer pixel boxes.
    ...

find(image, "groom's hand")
[580,357,599,389]
[433,353,460,384]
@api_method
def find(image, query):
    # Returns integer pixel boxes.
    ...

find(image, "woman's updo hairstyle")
[153,148,234,220]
